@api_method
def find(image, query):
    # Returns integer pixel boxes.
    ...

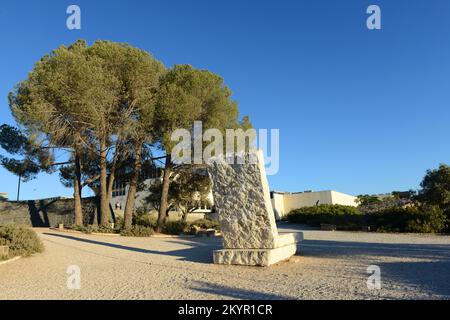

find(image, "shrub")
[163,221,187,235]
[71,224,117,234]
[120,225,154,237]
[134,212,157,228]
[0,225,44,259]
[368,205,447,233]
[286,204,447,233]
[287,205,363,229]
[190,218,220,230]
[94,225,117,234]
[71,225,87,232]
[114,216,124,231]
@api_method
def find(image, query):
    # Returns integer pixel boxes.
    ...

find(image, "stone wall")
[0,197,103,227]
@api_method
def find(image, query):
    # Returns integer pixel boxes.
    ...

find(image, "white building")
[110,168,213,218]
[270,190,357,220]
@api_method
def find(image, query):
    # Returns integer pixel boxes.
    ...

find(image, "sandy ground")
[0,224,449,300]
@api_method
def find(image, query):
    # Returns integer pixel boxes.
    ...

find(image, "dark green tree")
[153,64,250,232]
[417,164,450,230]
[0,124,54,200]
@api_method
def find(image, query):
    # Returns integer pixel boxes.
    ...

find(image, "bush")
[134,212,157,228]
[120,225,154,237]
[286,204,447,233]
[287,205,364,229]
[368,205,447,233]
[114,216,124,231]
[190,218,220,230]
[0,225,44,259]
[163,221,187,235]
[71,224,117,234]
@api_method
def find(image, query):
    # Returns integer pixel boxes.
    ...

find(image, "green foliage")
[356,194,381,206]
[0,124,54,183]
[190,218,220,230]
[287,205,362,228]
[0,225,44,259]
[144,168,212,217]
[368,205,447,233]
[162,220,187,235]
[287,204,447,233]
[154,64,241,152]
[71,224,117,234]
[417,164,450,231]
[120,225,154,237]
[133,212,157,228]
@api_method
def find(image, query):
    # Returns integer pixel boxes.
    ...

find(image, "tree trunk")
[156,155,172,233]
[123,146,142,229]
[182,209,188,223]
[107,140,122,199]
[99,139,110,227]
[73,149,83,226]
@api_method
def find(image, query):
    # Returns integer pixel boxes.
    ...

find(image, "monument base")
[213,232,303,267]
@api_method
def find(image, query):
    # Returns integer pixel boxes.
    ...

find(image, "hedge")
[286,204,447,233]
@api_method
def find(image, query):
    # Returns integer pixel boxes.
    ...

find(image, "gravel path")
[0,225,449,300]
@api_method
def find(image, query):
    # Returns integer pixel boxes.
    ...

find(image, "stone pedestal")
[208,150,302,267]
[214,233,303,266]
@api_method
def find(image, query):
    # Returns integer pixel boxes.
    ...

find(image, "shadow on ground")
[298,238,450,298]
[43,232,221,264]
[189,281,295,300]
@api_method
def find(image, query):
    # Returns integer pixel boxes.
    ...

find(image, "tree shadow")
[28,200,55,227]
[43,232,221,263]
[299,239,450,260]
[377,260,450,298]
[188,280,296,300]
[298,238,450,298]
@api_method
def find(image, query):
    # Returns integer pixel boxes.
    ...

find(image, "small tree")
[170,167,212,222]
[144,167,212,224]
[153,65,249,232]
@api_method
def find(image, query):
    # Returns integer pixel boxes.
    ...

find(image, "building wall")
[330,191,358,207]
[272,190,357,219]
[110,179,158,214]
[271,193,285,220]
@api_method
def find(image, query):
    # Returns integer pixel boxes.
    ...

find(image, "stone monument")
[208,150,302,266]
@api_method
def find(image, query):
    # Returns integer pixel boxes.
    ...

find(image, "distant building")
[110,167,163,213]
[110,167,213,217]
[270,190,357,220]
[0,193,7,201]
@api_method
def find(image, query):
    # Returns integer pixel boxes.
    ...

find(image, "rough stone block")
[214,243,298,267]
[208,150,302,266]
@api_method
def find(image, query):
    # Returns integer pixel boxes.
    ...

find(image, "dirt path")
[0,226,449,300]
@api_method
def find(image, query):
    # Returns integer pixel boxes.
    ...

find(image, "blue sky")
[0,0,449,200]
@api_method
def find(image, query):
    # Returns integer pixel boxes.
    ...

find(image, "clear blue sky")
[0,0,449,200]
